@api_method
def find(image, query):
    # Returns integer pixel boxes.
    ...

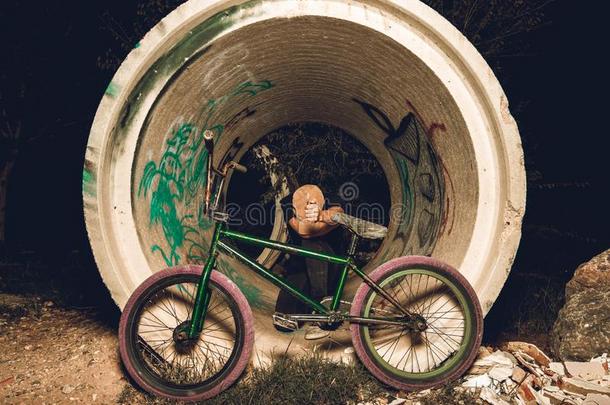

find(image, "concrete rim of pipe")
[83,0,525,357]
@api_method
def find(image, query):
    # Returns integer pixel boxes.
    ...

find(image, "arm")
[288,205,344,239]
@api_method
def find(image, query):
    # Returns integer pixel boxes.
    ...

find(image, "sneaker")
[304,324,330,340]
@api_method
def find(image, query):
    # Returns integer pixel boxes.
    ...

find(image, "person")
[274,184,344,339]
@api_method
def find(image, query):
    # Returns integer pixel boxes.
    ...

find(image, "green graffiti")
[138,80,273,308]
[215,259,270,310]
[118,0,264,130]
[82,167,96,197]
[105,82,120,98]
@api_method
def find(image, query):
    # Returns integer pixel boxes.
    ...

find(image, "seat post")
[347,232,360,258]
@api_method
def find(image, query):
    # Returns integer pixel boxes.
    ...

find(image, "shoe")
[304,324,330,340]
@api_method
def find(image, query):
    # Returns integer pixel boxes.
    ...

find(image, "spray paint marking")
[82,168,96,197]
[353,98,445,256]
[105,82,120,98]
[137,80,273,306]
[405,100,455,237]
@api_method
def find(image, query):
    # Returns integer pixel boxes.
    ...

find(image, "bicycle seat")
[331,212,388,240]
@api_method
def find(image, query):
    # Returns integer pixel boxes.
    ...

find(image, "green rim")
[361,268,474,380]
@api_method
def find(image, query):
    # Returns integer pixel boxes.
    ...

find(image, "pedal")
[272,313,299,331]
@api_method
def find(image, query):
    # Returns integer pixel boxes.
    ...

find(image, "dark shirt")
[278,191,345,270]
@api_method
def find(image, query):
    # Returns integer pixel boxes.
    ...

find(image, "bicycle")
[118,130,483,401]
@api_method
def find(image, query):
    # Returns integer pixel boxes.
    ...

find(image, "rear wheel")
[350,256,483,390]
[118,265,254,401]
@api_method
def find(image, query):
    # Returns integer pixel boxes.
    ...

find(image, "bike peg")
[230,162,248,174]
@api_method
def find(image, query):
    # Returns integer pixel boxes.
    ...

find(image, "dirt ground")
[0,295,127,404]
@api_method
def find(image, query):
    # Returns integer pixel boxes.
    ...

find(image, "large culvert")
[83,0,526,359]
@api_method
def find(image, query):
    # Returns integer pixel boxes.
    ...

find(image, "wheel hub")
[173,321,198,353]
[405,314,428,332]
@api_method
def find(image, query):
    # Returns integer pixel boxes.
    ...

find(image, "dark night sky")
[1,0,608,276]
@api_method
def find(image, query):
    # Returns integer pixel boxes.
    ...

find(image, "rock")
[388,399,406,405]
[62,384,75,394]
[504,341,551,367]
[561,377,610,396]
[341,347,356,365]
[462,374,492,388]
[479,387,511,405]
[552,250,610,360]
[517,379,538,405]
[489,364,514,382]
[583,393,610,405]
[478,350,517,367]
[511,366,528,383]
[551,287,610,361]
[530,387,552,405]
[548,362,566,376]
[564,361,607,381]
[542,390,571,405]
[565,249,610,300]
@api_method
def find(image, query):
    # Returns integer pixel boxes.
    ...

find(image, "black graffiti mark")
[426,143,443,183]
[418,173,435,202]
[219,137,244,169]
[418,209,435,248]
[353,98,420,164]
[353,98,446,254]
[225,106,257,131]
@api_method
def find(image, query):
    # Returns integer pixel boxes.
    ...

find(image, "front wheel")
[118,265,254,401]
[350,256,483,391]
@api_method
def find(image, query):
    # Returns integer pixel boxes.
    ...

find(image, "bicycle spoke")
[361,267,477,379]
[131,277,239,387]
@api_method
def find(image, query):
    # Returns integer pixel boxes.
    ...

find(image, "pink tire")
[350,256,483,391]
[119,265,254,401]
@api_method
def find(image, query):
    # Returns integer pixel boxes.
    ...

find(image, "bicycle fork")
[188,221,223,339]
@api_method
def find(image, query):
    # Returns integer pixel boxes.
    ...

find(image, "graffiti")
[215,258,271,310]
[225,105,259,131]
[218,137,245,170]
[82,160,96,197]
[353,98,421,163]
[137,80,273,269]
[407,101,456,237]
[354,98,445,255]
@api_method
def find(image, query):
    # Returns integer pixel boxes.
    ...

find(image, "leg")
[302,239,334,301]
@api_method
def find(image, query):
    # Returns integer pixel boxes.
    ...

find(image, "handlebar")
[203,129,214,153]
[202,128,247,215]
[230,162,248,174]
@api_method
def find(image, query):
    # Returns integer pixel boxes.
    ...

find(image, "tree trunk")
[0,161,15,246]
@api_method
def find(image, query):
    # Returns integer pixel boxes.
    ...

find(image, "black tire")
[118,265,254,401]
[350,256,483,390]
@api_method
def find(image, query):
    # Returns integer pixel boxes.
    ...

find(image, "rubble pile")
[461,342,609,405]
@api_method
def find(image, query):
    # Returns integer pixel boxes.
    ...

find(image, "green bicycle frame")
[188,220,366,338]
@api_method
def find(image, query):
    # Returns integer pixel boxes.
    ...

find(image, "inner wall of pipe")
[131,15,477,312]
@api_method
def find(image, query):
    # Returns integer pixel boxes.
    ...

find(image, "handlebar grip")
[232,162,248,173]
[203,129,214,152]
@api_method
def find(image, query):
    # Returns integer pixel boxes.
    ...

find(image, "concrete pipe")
[83,0,526,359]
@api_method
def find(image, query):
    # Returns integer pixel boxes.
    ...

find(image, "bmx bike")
[118,130,483,401]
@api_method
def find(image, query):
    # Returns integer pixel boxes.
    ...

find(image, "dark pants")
[274,238,339,315]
